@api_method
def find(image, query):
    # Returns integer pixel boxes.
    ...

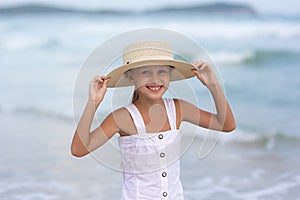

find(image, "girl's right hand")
[89,76,110,104]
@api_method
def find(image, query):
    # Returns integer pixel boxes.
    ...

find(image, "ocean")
[1,4,300,200]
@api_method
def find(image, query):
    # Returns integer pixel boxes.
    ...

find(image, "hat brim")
[106,59,196,87]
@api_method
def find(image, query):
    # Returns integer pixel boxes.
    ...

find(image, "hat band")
[124,55,172,65]
[123,48,173,65]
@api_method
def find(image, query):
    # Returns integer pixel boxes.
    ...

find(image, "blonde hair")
[132,90,139,102]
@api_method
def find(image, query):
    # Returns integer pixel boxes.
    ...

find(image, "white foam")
[1,33,43,51]
[186,173,300,200]
[236,174,300,200]
[0,180,74,199]
[210,51,253,65]
[184,20,300,40]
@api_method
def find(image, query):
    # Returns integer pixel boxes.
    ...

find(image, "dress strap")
[163,98,177,130]
[125,99,176,134]
[125,103,146,134]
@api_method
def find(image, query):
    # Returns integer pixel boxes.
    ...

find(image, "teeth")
[148,86,161,91]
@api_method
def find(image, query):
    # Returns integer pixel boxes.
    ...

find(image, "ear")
[125,71,134,83]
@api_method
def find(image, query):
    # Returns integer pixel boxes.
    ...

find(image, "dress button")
[158,134,163,139]
[160,152,165,158]
[162,172,167,177]
[162,192,168,197]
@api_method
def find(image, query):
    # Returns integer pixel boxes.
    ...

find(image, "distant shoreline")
[0,2,257,16]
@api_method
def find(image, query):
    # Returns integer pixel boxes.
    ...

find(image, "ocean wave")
[1,104,299,148]
[210,51,253,65]
[147,2,256,15]
[0,180,74,199]
[186,173,300,200]
[0,4,131,15]
[210,49,300,66]
[0,101,113,123]
[0,3,256,16]
[243,49,300,65]
[182,125,300,149]
[0,105,73,122]
[219,129,300,148]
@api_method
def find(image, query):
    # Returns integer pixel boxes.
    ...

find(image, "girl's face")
[128,65,172,100]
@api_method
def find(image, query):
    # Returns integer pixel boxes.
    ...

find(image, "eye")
[141,70,150,75]
[158,69,168,74]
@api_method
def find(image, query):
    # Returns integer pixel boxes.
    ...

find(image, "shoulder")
[110,107,131,122]
[172,98,195,109]
[101,107,130,126]
[109,106,136,135]
[173,98,199,119]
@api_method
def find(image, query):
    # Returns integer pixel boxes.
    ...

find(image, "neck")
[134,95,164,110]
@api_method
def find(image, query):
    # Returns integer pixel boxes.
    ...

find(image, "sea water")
[0,9,300,200]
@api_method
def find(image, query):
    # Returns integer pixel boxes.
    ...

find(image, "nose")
[149,72,161,84]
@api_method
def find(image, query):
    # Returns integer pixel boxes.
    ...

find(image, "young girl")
[71,40,236,199]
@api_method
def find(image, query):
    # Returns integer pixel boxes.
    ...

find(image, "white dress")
[118,98,184,200]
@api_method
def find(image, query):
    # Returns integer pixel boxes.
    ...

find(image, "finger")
[191,69,203,79]
[198,62,211,71]
[191,68,200,76]
[92,76,101,83]
[94,75,103,79]
[193,61,212,72]
[102,77,111,88]
[191,69,207,85]
[193,61,204,68]
[102,76,110,81]
[94,76,108,83]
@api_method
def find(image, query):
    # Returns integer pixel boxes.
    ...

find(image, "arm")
[180,61,236,132]
[70,76,119,157]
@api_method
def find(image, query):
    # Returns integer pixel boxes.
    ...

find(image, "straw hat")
[106,40,196,87]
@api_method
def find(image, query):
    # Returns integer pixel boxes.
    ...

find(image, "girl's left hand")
[192,61,218,87]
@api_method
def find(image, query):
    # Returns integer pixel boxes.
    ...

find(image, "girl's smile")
[146,84,164,92]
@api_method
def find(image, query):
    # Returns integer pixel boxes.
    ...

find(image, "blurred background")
[0,0,300,199]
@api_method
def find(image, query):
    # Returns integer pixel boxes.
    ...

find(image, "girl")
[71,40,236,199]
